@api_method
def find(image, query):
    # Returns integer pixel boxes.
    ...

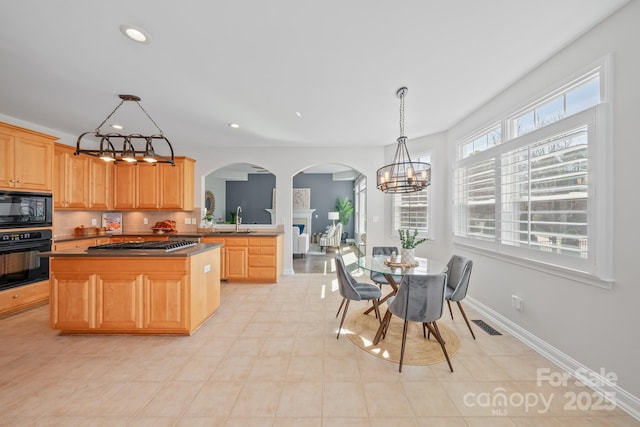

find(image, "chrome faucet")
[235,206,242,231]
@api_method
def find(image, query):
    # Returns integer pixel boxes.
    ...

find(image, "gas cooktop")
[87,240,197,252]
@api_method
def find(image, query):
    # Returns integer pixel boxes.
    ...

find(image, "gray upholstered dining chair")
[370,246,399,287]
[445,255,475,340]
[377,273,453,372]
[334,253,382,339]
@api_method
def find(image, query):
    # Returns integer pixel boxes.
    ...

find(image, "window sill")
[454,240,614,290]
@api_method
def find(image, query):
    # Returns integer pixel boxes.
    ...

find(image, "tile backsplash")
[54,209,201,238]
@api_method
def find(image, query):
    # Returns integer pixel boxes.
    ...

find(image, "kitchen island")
[42,242,222,335]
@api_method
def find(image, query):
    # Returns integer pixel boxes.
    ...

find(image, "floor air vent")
[472,320,502,336]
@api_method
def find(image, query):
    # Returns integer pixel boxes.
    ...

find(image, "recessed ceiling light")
[110,124,124,130]
[295,112,302,118]
[228,123,240,129]
[119,24,151,44]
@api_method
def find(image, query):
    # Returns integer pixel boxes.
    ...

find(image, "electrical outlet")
[91,218,97,226]
[143,218,148,225]
[184,218,190,225]
[511,295,523,311]
[191,217,196,224]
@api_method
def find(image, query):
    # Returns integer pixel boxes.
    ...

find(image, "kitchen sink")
[212,230,255,234]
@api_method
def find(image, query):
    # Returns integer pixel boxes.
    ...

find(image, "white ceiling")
[0,0,629,155]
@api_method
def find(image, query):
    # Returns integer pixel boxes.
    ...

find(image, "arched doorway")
[292,163,366,272]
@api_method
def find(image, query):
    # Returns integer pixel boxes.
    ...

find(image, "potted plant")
[202,213,214,228]
[398,228,427,265]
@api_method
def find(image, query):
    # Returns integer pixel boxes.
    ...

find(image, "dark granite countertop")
[54,230,283,242]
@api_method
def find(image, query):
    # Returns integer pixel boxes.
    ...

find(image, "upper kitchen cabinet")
[53,143,90,209]
[113,157,195,210]
[54,143,112,210]
[0,122,56,192]
[89,157,112,210]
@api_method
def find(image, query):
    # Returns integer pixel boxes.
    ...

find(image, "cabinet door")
[50,273,94,330]
[89,159,112,209]
[13,135,53,191]
[136,163,160,209]
[95,273,141,331]
[53,148,67,208]
[66,153,90,208]
[226,246,248,280]
[159,162,184,210]
[113,164,137,209]
[143,273,187,330]
[0,132,14,189]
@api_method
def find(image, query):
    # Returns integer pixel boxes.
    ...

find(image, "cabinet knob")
[13,294,19,299]
[16,180,23,183]
[10,179,15,183]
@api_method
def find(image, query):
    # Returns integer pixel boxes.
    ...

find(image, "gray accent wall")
[226,174,275,224]
[293,173,355,237]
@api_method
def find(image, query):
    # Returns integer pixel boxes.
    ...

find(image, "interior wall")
[445,0,640,400]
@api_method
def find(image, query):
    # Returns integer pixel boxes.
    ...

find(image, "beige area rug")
[344,307,460,366]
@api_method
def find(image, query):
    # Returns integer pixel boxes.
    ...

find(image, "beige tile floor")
[0,262,637,426]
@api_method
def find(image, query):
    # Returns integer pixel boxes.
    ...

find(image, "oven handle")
[0,240,51,253]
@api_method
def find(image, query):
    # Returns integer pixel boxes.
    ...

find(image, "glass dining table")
[357,255,448,313]
[358,255,448,344]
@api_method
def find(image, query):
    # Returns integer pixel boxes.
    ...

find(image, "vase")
[400,248,415,265]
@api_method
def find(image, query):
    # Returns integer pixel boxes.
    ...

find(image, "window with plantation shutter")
[452,59,612,284]
[501,126,588,258]
[453,157,496,241]
[393,153,430,237]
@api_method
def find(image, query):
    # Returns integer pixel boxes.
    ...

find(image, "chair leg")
[399,319,409,373]
[337,300,350,339]
[335,298,346,318]
[427,321,453,372]
[447,300,454,320]
[457,301,476,340]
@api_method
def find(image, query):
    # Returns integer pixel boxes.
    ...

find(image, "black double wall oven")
[0,191,53,292]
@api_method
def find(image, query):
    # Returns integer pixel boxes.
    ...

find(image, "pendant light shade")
[377,87,431,193]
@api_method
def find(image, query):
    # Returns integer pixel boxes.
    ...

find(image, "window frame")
[452,57,613,288]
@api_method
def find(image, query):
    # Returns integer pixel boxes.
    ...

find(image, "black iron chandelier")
[75,94,175,165]
[376,87,431,193]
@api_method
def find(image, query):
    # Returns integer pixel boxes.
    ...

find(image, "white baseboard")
[465,296,640,421]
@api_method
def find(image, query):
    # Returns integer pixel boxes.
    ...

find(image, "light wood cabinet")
[0,122,56,192]
[202,234,283,283]
[54,237,110,251]
[53,144,90,209]
[113,164,137,209]
[54,143,113,210]
[112,157,195,210]
[0,280,49,317]
[49,248,220,335]
[226,238,249,281]
[89,159,112,209]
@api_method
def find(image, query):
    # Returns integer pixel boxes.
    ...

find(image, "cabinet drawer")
[248,255,275,267]
[248,267,276,281]
[248,246,275,255]
[249,238,276,247]
[225,237,249,246]
[0,281,49,315]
